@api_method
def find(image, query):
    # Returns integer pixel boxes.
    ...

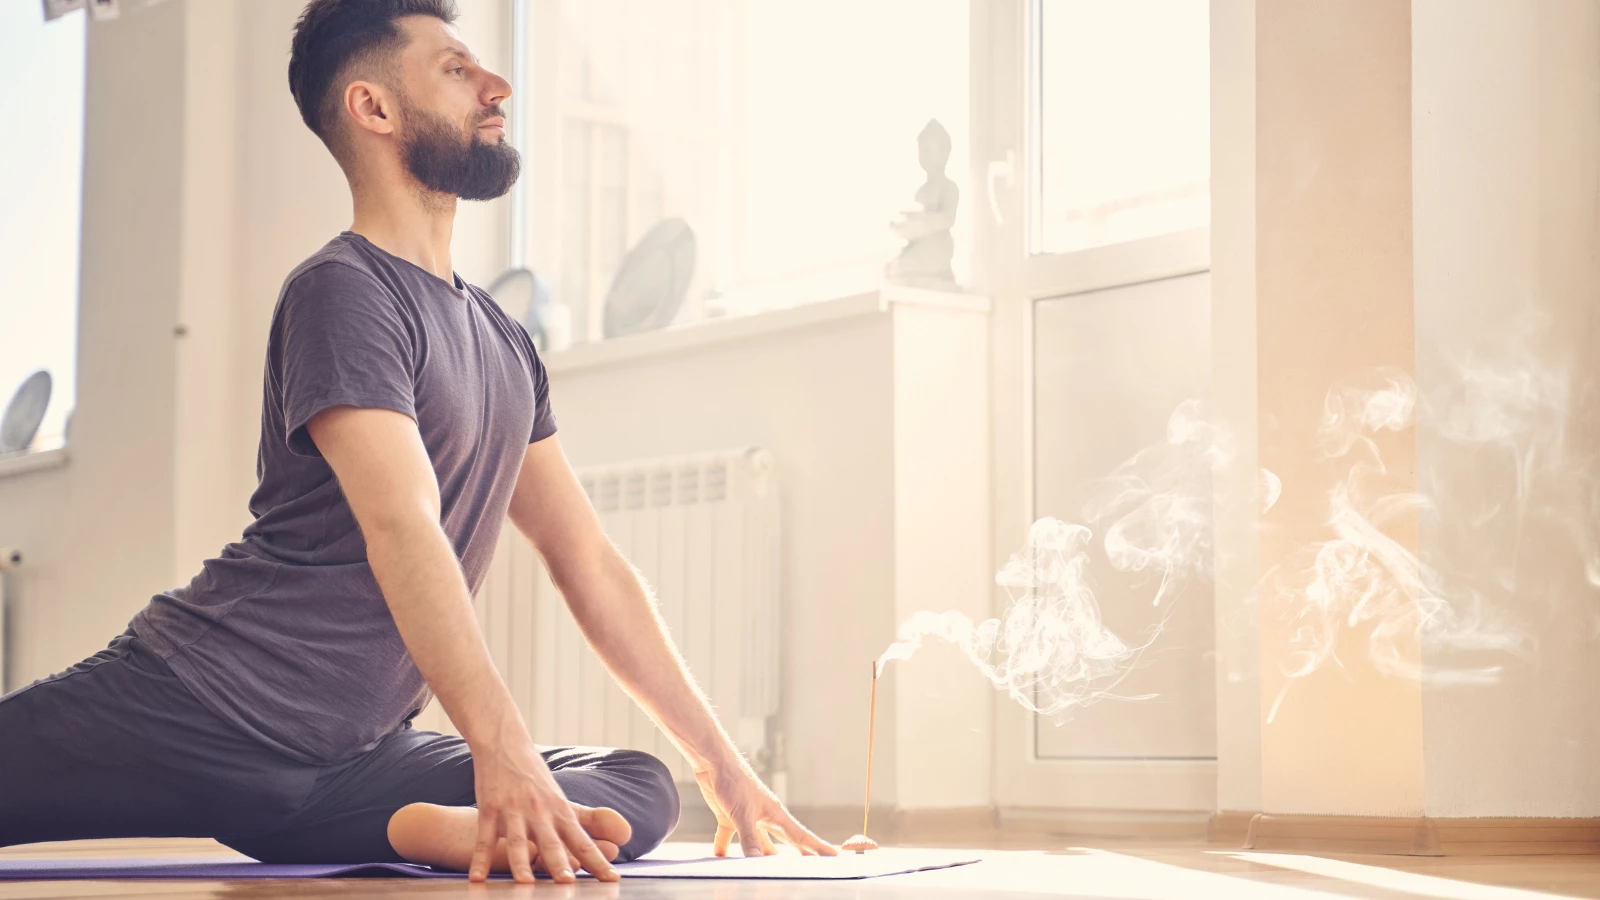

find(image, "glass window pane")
[0,4,84,451]
[540,0,970,337]
[1037,0,1209,255]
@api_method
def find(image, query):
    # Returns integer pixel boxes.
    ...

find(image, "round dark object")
[1,370,52,454]
[487,266,543,346]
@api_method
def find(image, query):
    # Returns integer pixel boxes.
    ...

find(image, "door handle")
[987,150,1017,225]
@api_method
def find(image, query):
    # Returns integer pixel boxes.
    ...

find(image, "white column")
[1254,0,1426,817]
[173,0,242,583]
[1412,0,1600,818]
[888,297,993,812]
[1208,0,1262,817]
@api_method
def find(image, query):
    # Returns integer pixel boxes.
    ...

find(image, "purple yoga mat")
[0,850,982,881]
[0,858,474,880]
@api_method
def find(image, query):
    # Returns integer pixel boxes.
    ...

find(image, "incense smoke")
[879,310,1597,721]
[876,401,1272,717]
[876,518,1146,716]
[1266,320,1600,719]
[1084,399,1248,606]
[1424,315,1600,603]
[1264,370,1518,720]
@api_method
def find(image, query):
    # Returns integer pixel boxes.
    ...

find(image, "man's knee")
[609,749,679,861]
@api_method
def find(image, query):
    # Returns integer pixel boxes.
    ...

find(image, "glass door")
[976,0,1215,814]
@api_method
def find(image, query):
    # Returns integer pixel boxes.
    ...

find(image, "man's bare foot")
[387,802,632,875]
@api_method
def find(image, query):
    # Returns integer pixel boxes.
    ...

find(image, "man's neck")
[348,180,458,283]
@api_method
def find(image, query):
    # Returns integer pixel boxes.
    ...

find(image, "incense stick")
[863,659,878,837]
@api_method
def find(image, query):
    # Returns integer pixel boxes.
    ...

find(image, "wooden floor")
[3,835,1599,898]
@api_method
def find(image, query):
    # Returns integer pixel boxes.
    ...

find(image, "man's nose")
[481,69,512,108]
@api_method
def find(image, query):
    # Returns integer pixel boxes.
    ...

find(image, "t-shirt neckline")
[342,231,469,300]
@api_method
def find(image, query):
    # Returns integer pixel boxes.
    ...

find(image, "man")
[0,0,832,884]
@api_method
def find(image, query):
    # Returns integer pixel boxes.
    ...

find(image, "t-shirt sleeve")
[277,263,417,457]
[526,329,558,444]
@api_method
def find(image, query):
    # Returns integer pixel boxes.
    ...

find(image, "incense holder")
[840,834,878,854]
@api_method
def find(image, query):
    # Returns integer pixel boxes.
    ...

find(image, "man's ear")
[344,80,396,137]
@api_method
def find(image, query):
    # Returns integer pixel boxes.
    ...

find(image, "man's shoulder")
[265,236,413,344]
[272,235,414,323]
[283,233,385,292]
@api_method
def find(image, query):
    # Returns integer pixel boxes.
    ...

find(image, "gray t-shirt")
[133,232,556,764]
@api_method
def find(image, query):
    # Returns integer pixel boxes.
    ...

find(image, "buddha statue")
[885,119,959,287]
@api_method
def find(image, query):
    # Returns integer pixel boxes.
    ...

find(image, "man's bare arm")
[304,406,617,884]
[508,437,834,858]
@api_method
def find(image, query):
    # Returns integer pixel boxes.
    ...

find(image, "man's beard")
[401,104,521,201]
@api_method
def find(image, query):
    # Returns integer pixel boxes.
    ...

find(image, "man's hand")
[693,760,837,858]
[511,438,836,861]
[467,722,619,883]
[307,408,612,885]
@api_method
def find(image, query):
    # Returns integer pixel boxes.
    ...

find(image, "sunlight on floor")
[1218,852,1577,900]
[886,847,1354,898]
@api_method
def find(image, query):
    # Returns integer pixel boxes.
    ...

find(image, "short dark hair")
[288,0,459,148]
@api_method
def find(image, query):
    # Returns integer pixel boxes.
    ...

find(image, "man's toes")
[572,804,633,848]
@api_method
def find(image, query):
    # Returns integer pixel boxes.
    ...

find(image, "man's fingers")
[776,811,838,856]
[767,821,810,855]
[558,816,619,882]
[713,822,734,858]
[529,848,577,876]
[502,813,536,884]
[735,815,768,857]
[756,823,778,856]
[530,814,575,883]
[468,807,501,882]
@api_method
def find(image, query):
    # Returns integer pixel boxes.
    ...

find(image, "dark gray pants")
[0,632,679,864]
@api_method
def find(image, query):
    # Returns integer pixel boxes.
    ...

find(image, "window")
[529,0,970,343]
[0,4,86,454]
[1034,0,1209,255]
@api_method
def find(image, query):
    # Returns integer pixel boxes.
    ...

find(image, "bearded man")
[0,0,832,884]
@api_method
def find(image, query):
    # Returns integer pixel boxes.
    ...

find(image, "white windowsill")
[0,445,69,480]
[545,283,991,376]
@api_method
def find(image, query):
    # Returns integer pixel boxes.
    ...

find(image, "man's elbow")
[540,530,617,588]
[357,496,444,552]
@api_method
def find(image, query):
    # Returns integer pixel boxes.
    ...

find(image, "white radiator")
[475,448,782,784]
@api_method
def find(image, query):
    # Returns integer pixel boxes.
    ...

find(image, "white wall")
[176,0,245,579]
[1412,0,1600,817]
[889,301,992,811]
